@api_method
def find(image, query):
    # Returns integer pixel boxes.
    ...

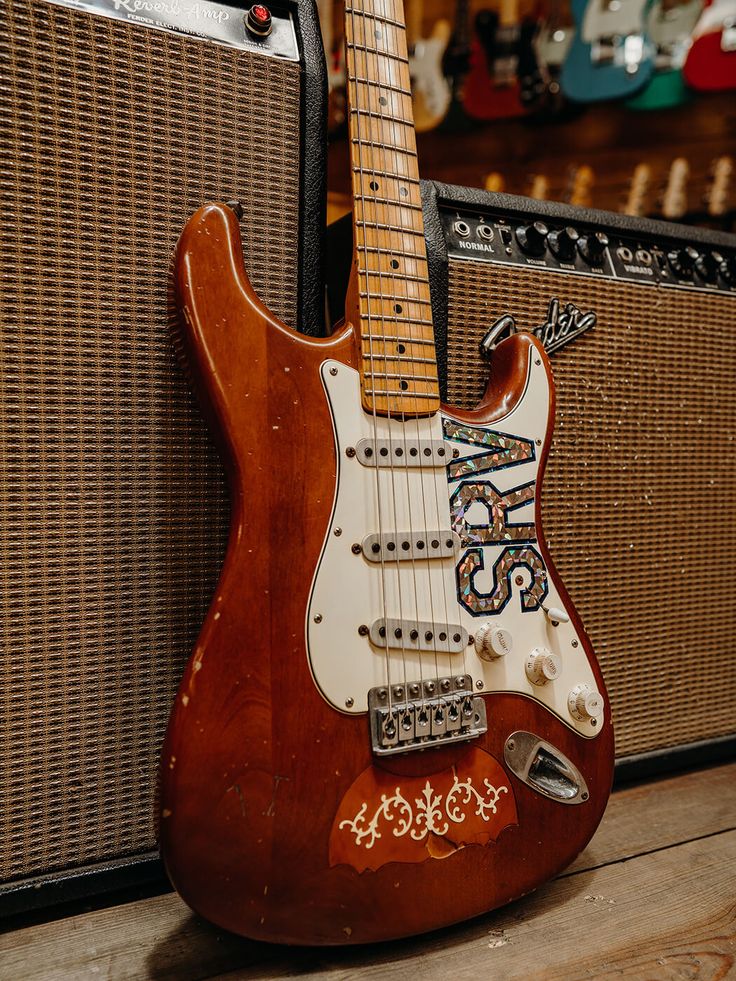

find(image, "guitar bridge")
[368,675,487,756]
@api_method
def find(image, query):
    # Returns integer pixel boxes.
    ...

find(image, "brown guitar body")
[160,204,614,945]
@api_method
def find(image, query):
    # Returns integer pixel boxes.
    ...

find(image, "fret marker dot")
[375,28,382,38]
[399,187,408,197]
[369,180,379,191]
[397,343,406,353]
[379,96,388,106]
[394,303,402,313]
[400,380,409,391]
[390,259,399,269]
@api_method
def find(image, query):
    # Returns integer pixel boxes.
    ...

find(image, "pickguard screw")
[351,543,362,554]
[536,439,542,446]
[345,697,354,708]
[313,614,322,623]
[334,527,342,537]
[535,358,541,366]
[453,448,460,458]
[515,574,524,586]
[345,446,356,458]
[572,639,579,648]
[358,624,368,636]
[329,366,338,376]
[468,635,475,646]
[476,680,484,690]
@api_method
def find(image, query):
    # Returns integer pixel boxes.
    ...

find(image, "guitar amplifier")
[420,180,736,777]
[0,0,325,912]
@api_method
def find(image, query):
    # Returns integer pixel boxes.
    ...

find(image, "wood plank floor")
[2,763,734,980]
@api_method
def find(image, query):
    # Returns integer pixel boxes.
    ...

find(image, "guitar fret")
[356,219,424,237]
[346,41,410,65]
[359,292,431,305]
[352,167,420,184]
[363,354,438,364]
[363,388,439,400]
[350,108,413,127]
[357,245,427,264]
[363,334,436,346]
[359,194,423,212]
[366,371,439,381]
[360,314,433,325]
[352,139,417,159]
[348,77,413,97]
[344,6,408,29]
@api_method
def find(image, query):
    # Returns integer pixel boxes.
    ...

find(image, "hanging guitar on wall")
[160,0,614,945]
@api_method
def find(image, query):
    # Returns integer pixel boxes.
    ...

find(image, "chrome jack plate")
[504,731,589,804]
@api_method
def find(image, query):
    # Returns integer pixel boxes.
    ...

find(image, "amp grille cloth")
[447,259,736,759]
[0,0,301,884]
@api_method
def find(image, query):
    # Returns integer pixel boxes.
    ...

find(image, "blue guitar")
[561,0,656,101]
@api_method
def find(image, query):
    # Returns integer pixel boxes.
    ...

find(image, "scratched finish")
[159,204,614,945]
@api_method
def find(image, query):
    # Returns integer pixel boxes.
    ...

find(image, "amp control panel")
[440,207,736,293]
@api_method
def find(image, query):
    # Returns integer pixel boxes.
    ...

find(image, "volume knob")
[577,232,609,266]
[474,624,513,661]
[547,226,579,262]
[568,684,604,722]
[667,246,699,278]
[525,648,561,686]
[515,221,548,257]
[695,251,720,284]
[719,254,736,285]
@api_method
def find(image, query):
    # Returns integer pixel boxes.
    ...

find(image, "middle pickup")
[361,530,460,562]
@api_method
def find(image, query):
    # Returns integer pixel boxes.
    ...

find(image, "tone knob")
[246,3,273,36]
[719,254,736,285]
[525,648,562,686]
[474,624,513,661]
[547,226,579,262]
[577,232,609,266]
[667,245,699,278]
[568,684,604,722]
[695,251,720,283]
[515,221,548,257]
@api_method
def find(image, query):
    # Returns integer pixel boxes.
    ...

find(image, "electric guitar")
[561,0,656,101]
[621,161,654,216]
[683,0,736,90]
[160,0,614,945]
[408,0,452,131]
[626,0,703,109]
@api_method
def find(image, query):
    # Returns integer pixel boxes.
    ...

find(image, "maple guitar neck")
[344,0,440,417]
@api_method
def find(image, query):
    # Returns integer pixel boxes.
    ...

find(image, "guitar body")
[160,204,615,945]
[627,0,702,108]
[464,11,531,120]
[410,20,453,132]
[684,25,736,88]
[561,0,655,101]
[626,66,691,107]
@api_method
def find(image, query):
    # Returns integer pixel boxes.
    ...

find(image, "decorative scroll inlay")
[330,748,518,871]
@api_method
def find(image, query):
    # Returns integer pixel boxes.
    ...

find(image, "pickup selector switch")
[474,624,513,661]
[568,684,604,722]
[577,232,609,266]
[547,226,579,262]
[525,648,561,686]
[667,245,699,278]
[515,221,548,257]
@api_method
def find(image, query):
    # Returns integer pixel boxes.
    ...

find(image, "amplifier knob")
[719,254,736,285]
[577,232,609,266]
[474,624,513,661]
[568,684,604,722]
[547,226,579,262]
[695,251,721,283]
[525,648,561,686]
[667,246,699,278]
[246,4,273,36]
[515,221,548,257]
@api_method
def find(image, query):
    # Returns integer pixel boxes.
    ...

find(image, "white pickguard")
[582,0,649,43]
[306,353,601,738]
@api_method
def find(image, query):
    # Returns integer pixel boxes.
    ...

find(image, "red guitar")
[464,0,538,119]
[160,0,614,945]
[684,0,736,90]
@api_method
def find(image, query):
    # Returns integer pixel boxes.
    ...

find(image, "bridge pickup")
[368,618,468,654]
[362,531,460,562]
[368,675,487,755]
[355,437,454,468]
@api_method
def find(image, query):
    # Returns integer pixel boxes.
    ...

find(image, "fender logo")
[533,298,596,355]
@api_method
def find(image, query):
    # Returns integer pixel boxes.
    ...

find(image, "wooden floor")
[1,762,734,980]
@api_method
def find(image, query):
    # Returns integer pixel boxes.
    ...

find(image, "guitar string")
[360,0,412,722]
[347,0,394,723]
[379,0,442,724]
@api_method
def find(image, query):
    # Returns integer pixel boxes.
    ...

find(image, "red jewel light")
[251,4,269,21]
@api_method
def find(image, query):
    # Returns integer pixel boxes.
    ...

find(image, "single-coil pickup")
[368,675,487,755]
[355,437,455,467]
[361,530,460,562]
[368,618,468,653]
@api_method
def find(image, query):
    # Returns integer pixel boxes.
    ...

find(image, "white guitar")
[408,0,452,132]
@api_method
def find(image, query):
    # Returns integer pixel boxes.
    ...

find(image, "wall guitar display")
[421,180,736,774]
[0,0,327,913]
